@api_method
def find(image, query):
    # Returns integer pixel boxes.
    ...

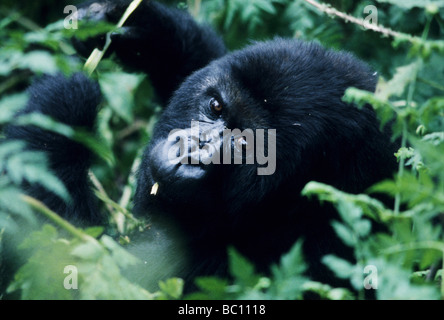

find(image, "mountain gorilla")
[5,0,398,290]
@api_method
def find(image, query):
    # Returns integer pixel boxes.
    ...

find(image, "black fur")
[5,73,102,225]
[4,0,398,289]
[135,39,398,283]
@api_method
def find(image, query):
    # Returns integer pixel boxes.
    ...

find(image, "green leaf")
[64,20,116,40]
[322,255,355,280]
[331,221,356,247]
[419,248,442,270]
[273,240,307,278]
[228,247,257,286]
[19,224,59,249]
[71,240,103,261]
[375,0,444,9]
[99,72,144,124]
[0,140,70,202]
[302,281,354,300]
[20,51,58,74]
[193,276,229,299]
[0,93,27,124]
[269,241,308,300]
[0,184,35,227]
[83,226,105,238]
[15,112,114,166]
[8,225,76,299]
[158,278,184,299]
[376,262,440,300]
[100,235,139,269]
[376,62,420,100]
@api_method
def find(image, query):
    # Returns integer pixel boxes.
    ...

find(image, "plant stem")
[118,153,142,209]
[302,0,405,39]
[84,0,142,75]
[383,240,444,297]
[417,77,444,92]
[88,170,122,230]
[393,14,432,215]
[21,195,93,242]
[393,121,407,216]
[393,63,419,215]
[0,7,42,31]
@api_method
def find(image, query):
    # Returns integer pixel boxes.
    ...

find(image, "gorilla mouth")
[174,162,207,180]
[148,119,278,198]
[156,121,277,177]
[148,136,209,197]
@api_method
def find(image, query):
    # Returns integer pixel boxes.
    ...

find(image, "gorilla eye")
[210,98,223,114]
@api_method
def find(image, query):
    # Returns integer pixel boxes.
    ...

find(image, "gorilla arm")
[4,73,102,225]
[74,0,227,103]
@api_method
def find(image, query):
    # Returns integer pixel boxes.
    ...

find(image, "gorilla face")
[135,39,389,230]
[143,60,279,216]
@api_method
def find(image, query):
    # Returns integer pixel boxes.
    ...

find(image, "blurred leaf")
[269,240,308,299]
[322,255,355,279]
[375,0,444,9]
[158,278,184,299]
[302,281,354,300]
[376,262,440,300]
[20,51,58,74]
[0,93,28,123]
[0,140,70,202]
[100,235,140,269]
[190,277,229,299]
[71,239,103,261]
[7,224,75,299]
[274,240,307,278]
[376,62,420,100]
[15,112,115,166]
[331,221,357,247]
[99,72,144,124]
[228,247,258,287]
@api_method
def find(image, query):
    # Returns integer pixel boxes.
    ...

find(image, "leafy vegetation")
[0,0,443,300]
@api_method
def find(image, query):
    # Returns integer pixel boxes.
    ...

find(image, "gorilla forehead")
[212,38,377,101]
[167,37,377,134]
[179,39,330,98]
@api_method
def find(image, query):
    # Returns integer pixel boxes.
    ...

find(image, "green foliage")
[188,241,308,300]
[7,223,156,299]
[4,199,180,300]
[0,93,70,234]
[375,0,444,10]
[1,0,443,300]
